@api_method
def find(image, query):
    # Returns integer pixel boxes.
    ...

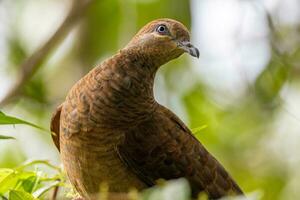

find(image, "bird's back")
[117,105,243,199]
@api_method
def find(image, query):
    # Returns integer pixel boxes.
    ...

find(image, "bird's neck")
[116,49,158,94]
[93,50,159,127]
[120,48,162,71]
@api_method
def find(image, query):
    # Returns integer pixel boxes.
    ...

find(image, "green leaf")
[0,111,44,130]
[9,190,37,200]
[0,169,15,183]
[191,125,208,135]
[17,160,61,172]
[21,176,38,194]
[0,135,15,140]
[0,169,36,194]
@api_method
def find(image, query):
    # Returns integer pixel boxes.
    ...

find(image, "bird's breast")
[76,69,157,129]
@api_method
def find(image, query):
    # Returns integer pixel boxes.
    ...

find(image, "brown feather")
[50,104,63,151]
[117,106,243,199]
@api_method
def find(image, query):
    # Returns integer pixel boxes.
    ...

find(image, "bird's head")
[124,18,199,67]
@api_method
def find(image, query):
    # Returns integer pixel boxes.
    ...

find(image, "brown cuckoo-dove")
[50,18,243,199]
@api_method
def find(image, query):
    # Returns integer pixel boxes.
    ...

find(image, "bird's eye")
[156,25,168,34]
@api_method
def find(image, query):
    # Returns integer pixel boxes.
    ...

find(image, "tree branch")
[0,0,94,107]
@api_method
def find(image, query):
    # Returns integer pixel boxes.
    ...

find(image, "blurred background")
[0,0,299,199]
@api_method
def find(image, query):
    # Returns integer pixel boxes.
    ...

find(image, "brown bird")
[51,18,243,199]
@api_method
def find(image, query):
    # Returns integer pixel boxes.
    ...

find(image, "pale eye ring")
[156,25,168,34]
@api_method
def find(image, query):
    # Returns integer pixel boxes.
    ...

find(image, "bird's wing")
[116,105,243,199]
[50,104,63,151]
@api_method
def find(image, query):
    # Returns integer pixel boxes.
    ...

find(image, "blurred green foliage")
[255,53,291,104]
[0,160,63,200]
[1,0,300,199]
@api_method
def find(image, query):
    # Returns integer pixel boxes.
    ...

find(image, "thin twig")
[0,0,94,107]
[51,185,59,200]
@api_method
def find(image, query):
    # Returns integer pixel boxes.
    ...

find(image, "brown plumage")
[51,18,243,199]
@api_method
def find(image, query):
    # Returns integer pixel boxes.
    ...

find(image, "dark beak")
[177,41,200,58]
